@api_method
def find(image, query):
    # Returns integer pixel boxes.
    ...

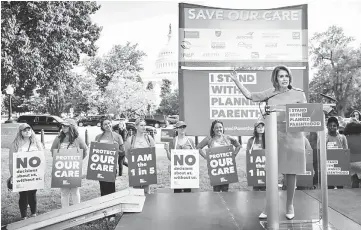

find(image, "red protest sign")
[206,145,238,186]
[246,149,266,187]
[128,147,157,187]
[51,149,83,188]
[86,142,118,182]
[327,149,351,186]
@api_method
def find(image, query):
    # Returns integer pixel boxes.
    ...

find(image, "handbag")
[7,176,12,190]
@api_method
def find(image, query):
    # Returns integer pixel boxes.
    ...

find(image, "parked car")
[17,115,64,133]
[128,118,166,128]
[126,122,157,137]
[167,115,179,124]
[77,115,109,127]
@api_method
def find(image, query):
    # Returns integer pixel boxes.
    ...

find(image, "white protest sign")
[171,149,199,189]
[12,151,45,192]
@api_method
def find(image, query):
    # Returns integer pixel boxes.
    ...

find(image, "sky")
[83,0,361,81]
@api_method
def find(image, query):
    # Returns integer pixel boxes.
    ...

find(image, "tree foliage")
[309,26,361,116]
[83,42,146,92]
[157,88,179,115]
[160,79,172,98]
[102,71,155,118]
[1,1,102,95]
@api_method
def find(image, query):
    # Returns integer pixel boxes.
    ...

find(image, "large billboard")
[178,3,309,136]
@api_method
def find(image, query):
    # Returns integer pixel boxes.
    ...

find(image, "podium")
[264,103,331,230]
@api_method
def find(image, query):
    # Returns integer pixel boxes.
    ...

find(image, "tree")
[309,26,361,116]
[1,1,102,95]
[157,88,179,115]
[160,79,172,98]
[146,81,154,90]
[102,71,156,118]
[83,42,147,92]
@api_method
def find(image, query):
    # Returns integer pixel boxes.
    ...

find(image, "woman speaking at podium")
[230,65,307,220]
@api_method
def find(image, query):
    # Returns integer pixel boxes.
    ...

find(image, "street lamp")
[5,85,15,123]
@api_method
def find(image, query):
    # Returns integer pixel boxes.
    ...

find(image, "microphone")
[261,85,300,102]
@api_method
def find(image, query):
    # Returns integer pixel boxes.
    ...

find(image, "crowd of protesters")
[6,65,361,222]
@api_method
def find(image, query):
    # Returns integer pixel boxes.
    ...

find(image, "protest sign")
[161,129,176,149]
[206,145,238,186]
[51,149,83,188]
[128,147,157,186]
[296,149,314,187]
[286,103,324,133]
[246,149,266,187]
[327,149,350,186]
[86,142,118,182]
[12,151,45,192]
[171,149,199,189]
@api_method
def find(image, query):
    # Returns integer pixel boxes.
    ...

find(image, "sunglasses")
[177,126,186,129]
[62,124,70,128]
[21,128,31,132]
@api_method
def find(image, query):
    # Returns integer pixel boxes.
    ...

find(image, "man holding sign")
[197,120,241,192]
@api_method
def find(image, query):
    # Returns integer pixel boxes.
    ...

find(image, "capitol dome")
[152,24,178,86]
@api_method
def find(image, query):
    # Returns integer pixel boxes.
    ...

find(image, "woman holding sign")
[165,121,196,193]
[197,120,241,192]
[94,119,125,221]
[9,123,44,220]
[125,118,155,194]
[246,120,266,191]
[50,119,88,208]
[230,65,306,220]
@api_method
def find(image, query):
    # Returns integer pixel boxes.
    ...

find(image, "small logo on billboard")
[211,42,226,49]
[180,41,191,49]
[237,42,252,49]
[262,33,280,39]
[203,52,220,57]
[182,53,194,58]
[236,32,254,39]
[97,173,104,178]
[251,52,259,59]
[225,52,240,57]
[63,180,70,185]
[140,179,147,183]
[292,32,301,39]
[184,31,200,38]
[265,43,277,48]
[215,31,222,37]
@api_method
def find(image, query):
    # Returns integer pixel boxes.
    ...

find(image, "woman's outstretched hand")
[230,68,238,82]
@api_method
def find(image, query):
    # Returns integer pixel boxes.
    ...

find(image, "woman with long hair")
[9,123,44,220]
[246,120,266,191]
[50,119,88,208]
[230,65,307,220]
[125,117,155,194]
[197,120,241,192]
[95,119,125,222]
[164,121,195,193]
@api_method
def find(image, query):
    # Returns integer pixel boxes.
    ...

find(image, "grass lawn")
[1,145,250,230]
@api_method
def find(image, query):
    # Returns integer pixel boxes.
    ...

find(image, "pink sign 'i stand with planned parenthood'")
[286,103,324,132]
[206,145,238,186]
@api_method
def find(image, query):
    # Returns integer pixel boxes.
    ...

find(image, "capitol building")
[144,24,178,106]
